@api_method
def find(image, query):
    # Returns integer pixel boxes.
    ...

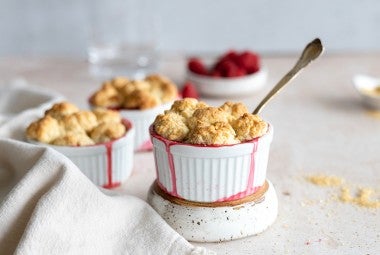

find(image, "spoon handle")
[252,38,323,115]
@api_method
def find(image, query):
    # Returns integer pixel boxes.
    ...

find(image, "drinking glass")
[87,0,159,78]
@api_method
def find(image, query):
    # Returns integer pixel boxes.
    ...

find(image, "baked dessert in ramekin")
[26,102,135,188]
[150,98,273,202]
[89,74,178,151]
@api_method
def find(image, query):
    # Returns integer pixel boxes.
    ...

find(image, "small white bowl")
[353,74,380,109]
[29,119,135,188]
[187,67,267,98]
[150,124,273,203]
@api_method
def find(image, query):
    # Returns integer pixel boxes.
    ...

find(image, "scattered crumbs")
[300,199,317,207]
[340,187,352,203]
[366,110,380,119]
[306,173,380,209]
[282,191,291,196]
[339,187,380,209]
[307,174,343,187]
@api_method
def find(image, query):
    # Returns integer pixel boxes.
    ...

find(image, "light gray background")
[1,0,380,56]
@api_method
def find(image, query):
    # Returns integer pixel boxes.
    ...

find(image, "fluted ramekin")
[93,101,172,151]
[29,119,135,188]
[150,124,273,203]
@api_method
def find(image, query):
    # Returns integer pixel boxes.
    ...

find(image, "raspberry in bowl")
[26,102,135,188]
[89,74,178,151]
[187,50,267,97]
[150,98,273,203]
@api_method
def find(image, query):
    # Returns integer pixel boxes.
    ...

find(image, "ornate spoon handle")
[253,38,324,115]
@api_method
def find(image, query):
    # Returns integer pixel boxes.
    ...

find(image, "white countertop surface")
[0,54,379,254]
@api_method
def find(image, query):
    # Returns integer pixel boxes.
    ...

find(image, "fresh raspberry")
[210,70,222,77]
[235,68,247,77]
[182,81,199,99]
[219,50,239,62]
[236,51,260,74]
[214,59,240,77]
[188,58,208,75]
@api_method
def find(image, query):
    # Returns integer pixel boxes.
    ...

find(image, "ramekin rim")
[149,122,272,148]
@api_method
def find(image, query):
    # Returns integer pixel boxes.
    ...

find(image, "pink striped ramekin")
[29,119,135,189]
[150,124,273,203]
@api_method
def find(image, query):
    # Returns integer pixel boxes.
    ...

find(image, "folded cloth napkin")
[0,139,211,255]
[0,82,213,254]
[0,79,64,140]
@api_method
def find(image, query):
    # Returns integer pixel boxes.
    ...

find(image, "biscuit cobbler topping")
[153,98,268,145]
[26,102,127,146]
[89,74,178,110]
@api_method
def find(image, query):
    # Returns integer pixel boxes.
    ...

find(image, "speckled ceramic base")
[147,180,278,242]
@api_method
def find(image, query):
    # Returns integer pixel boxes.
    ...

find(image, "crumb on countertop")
[307,174,343,187]
[306,173,380,209]
[340,187,380,209]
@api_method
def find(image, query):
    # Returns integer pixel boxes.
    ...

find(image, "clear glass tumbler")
[87,0,158,78]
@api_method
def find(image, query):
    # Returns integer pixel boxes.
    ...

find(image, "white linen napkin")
[0,79,64,140]
[0,139,210,255]
[0,82,213,255]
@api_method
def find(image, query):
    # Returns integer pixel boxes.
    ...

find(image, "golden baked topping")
[93,108,121,124]
[45,102,79,119]
[89,74,178,110]
[187,122,238,145]
[170,98,208,119]
[122,89,160,110]
[26,115,64,144]
[52,133,94,146]
[26,102,128,146]
[153,99,268,145]
[154,112,188,141]
[219,102,249,121]
[90,122,126,144]
[232,113,268,141]
[90,83,123,108]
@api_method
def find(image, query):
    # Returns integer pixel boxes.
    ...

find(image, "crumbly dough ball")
[45,102,79,119]
[93,108,121,124]
[90,122,126,143]
[186,122,238,145]
[232,113,268,141]
[187,107,230,130]
[123,90,160,110]
[120,80,151,97]
[52,132,95,146]
[90,83,123,108]
[154,112,189,141]
[26,115,64,143]
[59,115,86,135]
[219,101,249,121]
[111,77,130,90]
[145,74,178,103]
[170,98,208,118]
[71,111,98,132]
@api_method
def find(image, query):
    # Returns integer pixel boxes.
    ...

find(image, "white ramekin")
[187,67,268,98]
[150,124,273,202]
[29,119,135,188]
[107,101,173,151]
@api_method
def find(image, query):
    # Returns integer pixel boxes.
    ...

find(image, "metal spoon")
[252,38,324,114]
